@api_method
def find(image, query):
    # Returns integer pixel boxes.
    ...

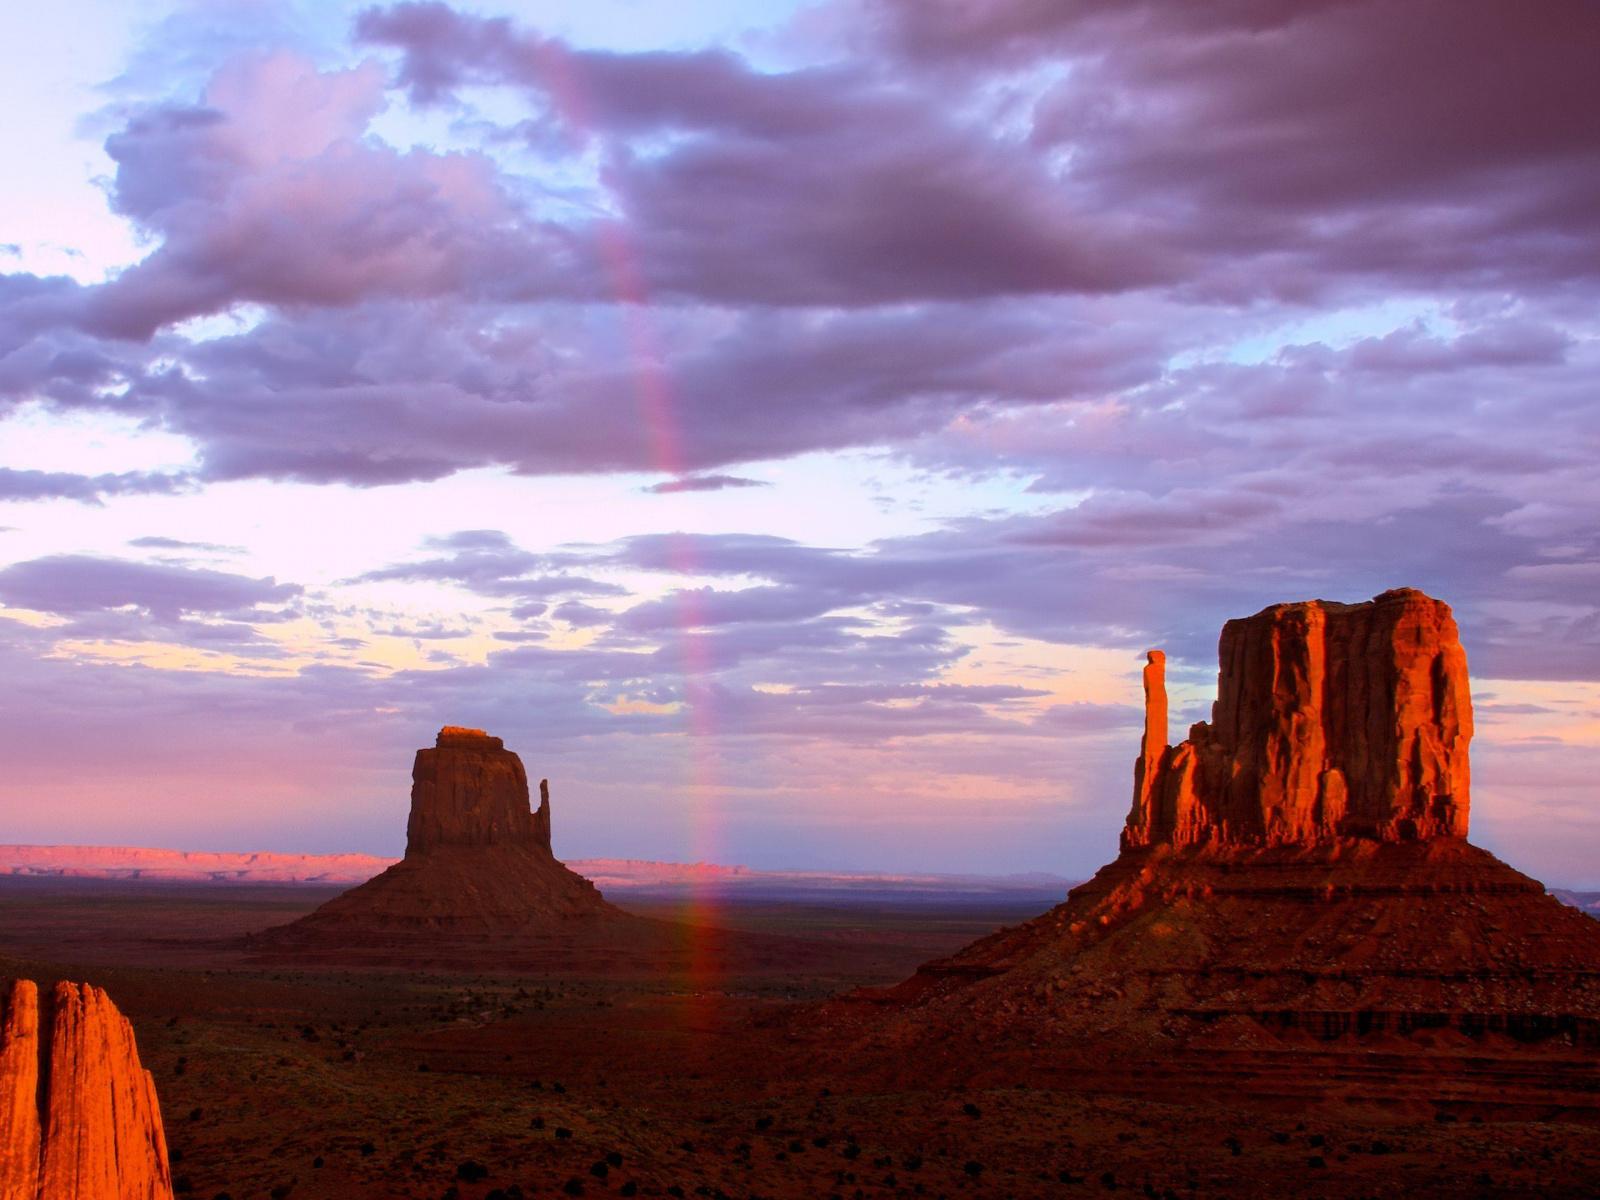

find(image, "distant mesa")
[254,727,620,955]
[0,978,174,1200]
[847,589,1600,1112]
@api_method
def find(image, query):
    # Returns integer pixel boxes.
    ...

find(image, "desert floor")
[2,876,1598,1200]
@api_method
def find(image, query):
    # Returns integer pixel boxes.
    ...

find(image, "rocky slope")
[0,978,173,1199]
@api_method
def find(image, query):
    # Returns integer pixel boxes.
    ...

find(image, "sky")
[1,0,1598,883]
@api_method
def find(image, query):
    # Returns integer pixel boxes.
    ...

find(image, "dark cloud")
[874,0,1600,297]
[4,0,1584,495]
[358,4,1174,306]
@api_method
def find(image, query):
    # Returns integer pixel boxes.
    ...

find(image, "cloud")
[358,3,1175,307]
[0,554,299,619]
[128,535,245,554]
[0,469,190,504]
[349,529,627,604]
[873,0,1600,299]
[0,554,301,653]
[643,474,769,494]
[79,52,579,340]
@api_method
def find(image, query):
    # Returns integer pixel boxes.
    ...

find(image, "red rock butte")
[847,589,1600,1115]
[257,727,618,951]
[1126,589,1471,849]
[0,979,174,1200]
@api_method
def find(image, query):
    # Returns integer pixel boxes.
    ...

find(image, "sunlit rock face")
[0,979,174,1200]
[1125,588,1472,849]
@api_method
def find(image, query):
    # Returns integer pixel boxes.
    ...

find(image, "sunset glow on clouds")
[2,1,1599,881]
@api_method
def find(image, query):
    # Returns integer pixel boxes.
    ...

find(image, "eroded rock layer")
[0,979,174,1200]
[1126,588,1472,848]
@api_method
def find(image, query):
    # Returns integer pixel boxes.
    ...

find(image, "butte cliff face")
[405,726,552,854]
[1126,588,1471,849]
[0,979,174,1200]
[256,728,618,957]
[844,589,1600,1113]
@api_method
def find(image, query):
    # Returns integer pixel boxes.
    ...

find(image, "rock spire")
[1124,588,1472,849]
[0,979,174,1200]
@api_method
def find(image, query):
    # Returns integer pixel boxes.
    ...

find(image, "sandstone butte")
[845,589,1600,1110]
[1126,588,1471,848]
[0,979,174,1200]
[254,727,620,953]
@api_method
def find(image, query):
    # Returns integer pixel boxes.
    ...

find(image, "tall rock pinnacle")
[0,979,174,1200]
[1124,588,1473,849]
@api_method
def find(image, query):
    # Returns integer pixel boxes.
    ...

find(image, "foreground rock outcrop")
[841,589,1600,1116]
[0,979,173,1200]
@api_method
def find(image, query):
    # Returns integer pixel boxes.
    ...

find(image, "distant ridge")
[0,844,396,885]
[0,844,1074,894]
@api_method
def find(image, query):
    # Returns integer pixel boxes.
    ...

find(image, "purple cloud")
[644,474,769,494]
